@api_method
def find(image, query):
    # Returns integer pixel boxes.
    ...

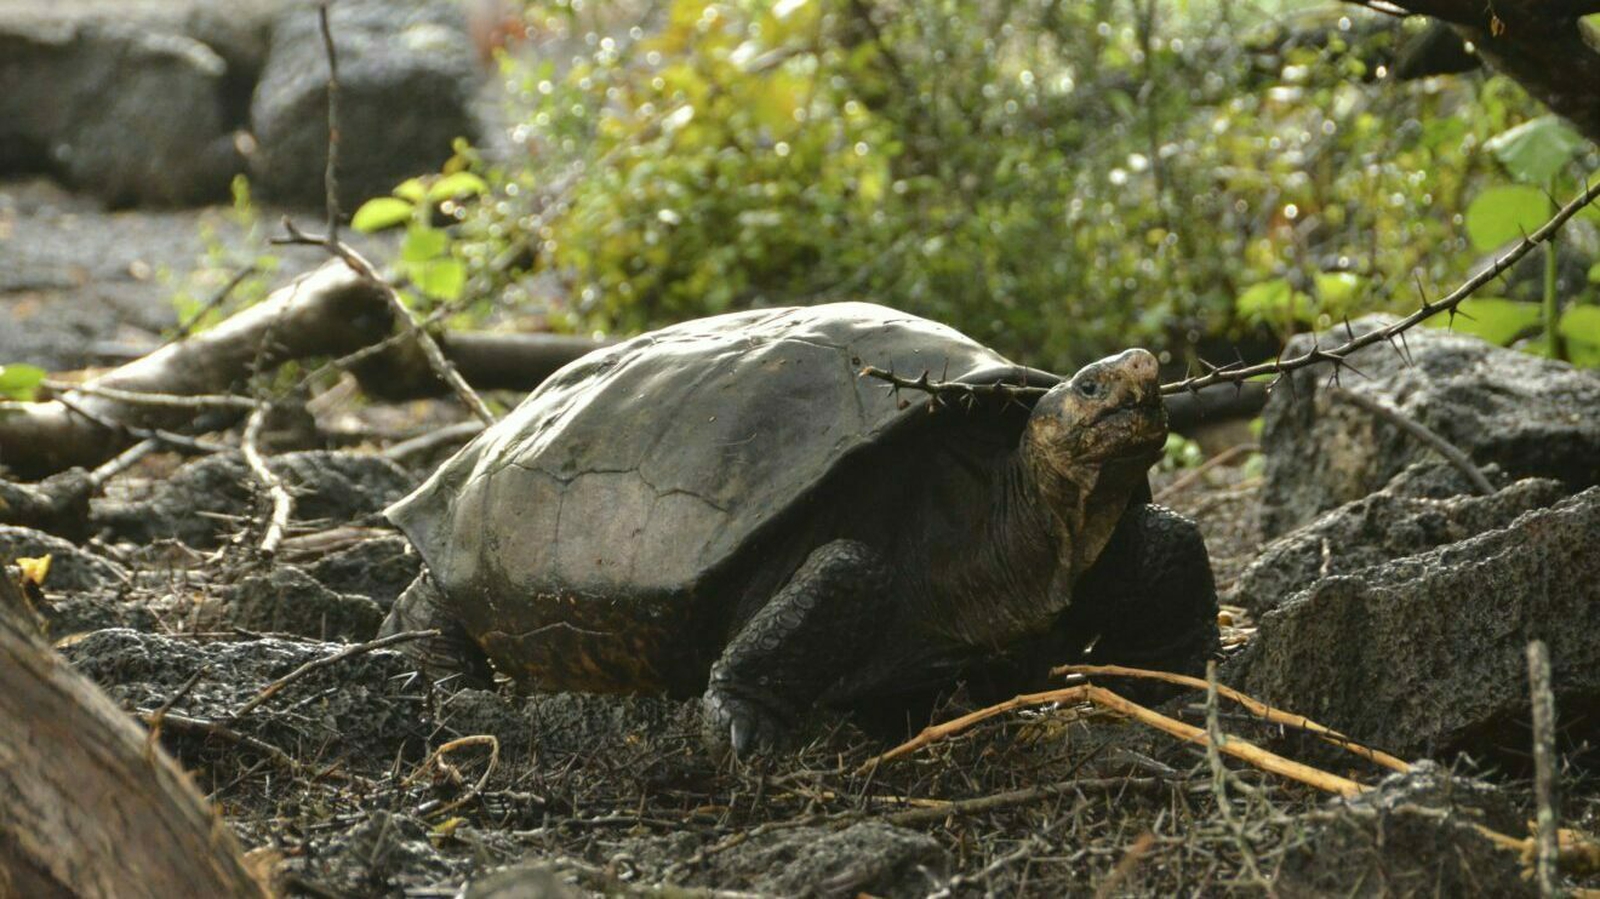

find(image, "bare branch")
[228,628,442,721]
[239,404,292,557]
[318,2,341,243]
[1329,388,1494,495]
[43,380,257,412]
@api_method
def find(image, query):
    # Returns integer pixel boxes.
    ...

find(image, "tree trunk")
[1350,0,1600,143]
[0,570,267,898]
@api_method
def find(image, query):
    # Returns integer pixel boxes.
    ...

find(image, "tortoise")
[382,302,1219,754]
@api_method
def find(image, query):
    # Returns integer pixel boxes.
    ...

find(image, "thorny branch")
[861,173,1600,406]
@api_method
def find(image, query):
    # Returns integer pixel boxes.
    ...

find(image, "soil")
[3,174,1595,897]
[5,439,1592,897]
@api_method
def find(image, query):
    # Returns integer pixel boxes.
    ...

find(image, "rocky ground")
[3,315,1599,896]
[3,2,1598,893]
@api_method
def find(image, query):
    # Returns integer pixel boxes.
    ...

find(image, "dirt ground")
[2,436,1580,898]
[4,176,1596,897]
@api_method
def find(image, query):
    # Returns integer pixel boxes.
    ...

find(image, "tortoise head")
[1025,348,1165,473]
[1019,348,1165,575]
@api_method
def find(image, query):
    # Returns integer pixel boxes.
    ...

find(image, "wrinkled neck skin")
[927,446,1145,650]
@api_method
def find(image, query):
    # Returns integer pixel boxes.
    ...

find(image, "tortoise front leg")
[703,539,891,758]
[1063,503,1221,692]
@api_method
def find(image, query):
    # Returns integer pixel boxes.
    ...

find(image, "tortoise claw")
[730,717,753,758]
[703,685,788,760]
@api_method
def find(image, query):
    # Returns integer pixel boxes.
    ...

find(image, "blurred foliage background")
[368,0,1600,374]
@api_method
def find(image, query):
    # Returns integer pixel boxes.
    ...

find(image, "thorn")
[1412,271,1434,312]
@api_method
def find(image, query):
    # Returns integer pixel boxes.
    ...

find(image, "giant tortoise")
[383,302,1219,754]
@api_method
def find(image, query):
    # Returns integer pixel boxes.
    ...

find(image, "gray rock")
[224,565,383,641]
[250,0,483,207]
[304,534,420,610]
[1278,761,1535,897]
[1231,473,1566,615]
[94,450,416,549]
[1228,486,1600,761]
[715,821,947,898]
[1259,316,1600,536]
[0,525,126,592]
[0,19,241,206]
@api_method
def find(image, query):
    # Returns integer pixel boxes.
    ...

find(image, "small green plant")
[1160,433,1205,471]
[166,176,282,334]
[351,164,490,311]
[1454,116,1597,363]
[0,363,45,401]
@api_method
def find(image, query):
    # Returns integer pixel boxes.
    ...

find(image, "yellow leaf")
[17,555,51,586]
[431,817,466,838]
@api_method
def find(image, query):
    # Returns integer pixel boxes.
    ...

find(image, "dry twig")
[409,734,501,818]
[239,404,292,557]
[1527,640,1560,897]
[1054,663,1411,773]
[43,380,257,411]
[228,628,441,720]
[862,683,1368,797]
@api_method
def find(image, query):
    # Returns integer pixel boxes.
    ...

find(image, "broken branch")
[228,628,442,721]
[239,404,293,557]
[861,682,1368,797]
[1054,663,1411,773]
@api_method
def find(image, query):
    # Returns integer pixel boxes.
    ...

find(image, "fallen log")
[0,567,267,898]
[0,263,388,477]
[0,262,607,479]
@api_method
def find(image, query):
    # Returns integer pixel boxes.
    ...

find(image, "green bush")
[409,0,1599,371]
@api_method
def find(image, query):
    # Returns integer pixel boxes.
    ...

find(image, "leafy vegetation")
[353,0,1599,373]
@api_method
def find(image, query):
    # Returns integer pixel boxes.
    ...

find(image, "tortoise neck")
[1017,441,1149,577]
[925,451,1075,649]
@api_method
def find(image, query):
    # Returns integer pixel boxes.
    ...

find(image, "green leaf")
[393,178,428,203]
[1464,185,1550,252]
[1313,271,1364,310]
[1483,116,1584,185]
[401,224,450,262]
[1558,305,1600,367]
[1235,278,1313,325]
[426,172,489,202]
[412,258,466,302]
[351,197,415,232]
[1424,297,1540,346]
[0,363,46,401]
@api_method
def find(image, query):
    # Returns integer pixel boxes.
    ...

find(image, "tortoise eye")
[1077,378,1101,398]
